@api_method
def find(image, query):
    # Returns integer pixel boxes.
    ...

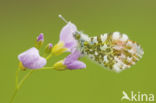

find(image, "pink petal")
[18,47,47,69]
[67,60,86,70]
[60,22,77,50]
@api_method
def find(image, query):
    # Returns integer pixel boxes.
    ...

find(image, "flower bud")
[35,33,44,49]
[45,43,53,54]
[53,60,67,71]
[52,41,68,56]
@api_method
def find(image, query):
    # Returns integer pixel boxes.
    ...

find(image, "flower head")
[53,49,86,70]
[52,22,77,55]
[18,47,47,69]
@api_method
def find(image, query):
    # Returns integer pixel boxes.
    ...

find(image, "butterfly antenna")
[58,14,68,24]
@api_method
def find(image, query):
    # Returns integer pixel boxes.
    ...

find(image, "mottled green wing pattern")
[74,32,144,72]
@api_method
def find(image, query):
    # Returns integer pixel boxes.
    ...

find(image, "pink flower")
[18,47,47,69]
[52,22,78,55]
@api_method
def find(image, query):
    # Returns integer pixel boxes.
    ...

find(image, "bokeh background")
[0,0,156,103]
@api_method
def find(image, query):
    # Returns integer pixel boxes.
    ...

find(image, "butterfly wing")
[75,32,144,72]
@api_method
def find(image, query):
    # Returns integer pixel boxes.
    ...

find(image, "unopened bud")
[53,60,67,71]
[45,43,53,54]
[35,33,44,49]
[37,33,44,41]
[52,41,68,56]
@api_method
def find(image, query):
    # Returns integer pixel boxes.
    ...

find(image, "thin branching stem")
[9,66,54,103]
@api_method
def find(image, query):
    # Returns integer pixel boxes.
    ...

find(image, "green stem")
[46,53,53,60]
[10,67,54,103]
[16,68,20,88]
[9,88,18,103]
[17,70,33,89]
[9,70,33,103]
[38,67,54,70]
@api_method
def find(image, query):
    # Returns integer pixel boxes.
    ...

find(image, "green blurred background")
[0,0,156,103]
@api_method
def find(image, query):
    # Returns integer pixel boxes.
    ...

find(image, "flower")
[59,22,77,50]
[18,47,47,69]
[53,49,86,70]
[52,22,77,55]
[64,49,86,70]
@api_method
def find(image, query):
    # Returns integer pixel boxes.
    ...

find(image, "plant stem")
[38,67,54,70]
[9,88,18,103]
[9,70,33,103]
[9,66,54,103]
[16,68,20,87]
[46,53,53,60]
[17,70,33,89]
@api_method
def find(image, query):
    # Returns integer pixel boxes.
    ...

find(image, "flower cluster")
[18,22,86,71]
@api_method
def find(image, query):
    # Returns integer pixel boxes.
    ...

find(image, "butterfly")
[58,14,144,72]
[74,31,144,72]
